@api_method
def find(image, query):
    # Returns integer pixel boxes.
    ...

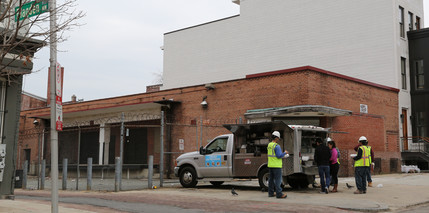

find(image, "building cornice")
[246,66,400,93]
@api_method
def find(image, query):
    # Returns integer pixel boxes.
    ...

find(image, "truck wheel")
[210,181,224,186]
[179,166,198,188]
[258,167,269,190]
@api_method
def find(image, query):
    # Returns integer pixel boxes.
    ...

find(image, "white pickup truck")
[174,121,330,189]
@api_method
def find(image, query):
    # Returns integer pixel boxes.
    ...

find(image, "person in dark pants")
[267,131,288,199]
[354,140,374,187]
[352,136,371,194]
[314,138,331,194]
[328,140,340,192]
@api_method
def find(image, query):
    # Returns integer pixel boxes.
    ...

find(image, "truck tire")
[179,166,198,188]
[210,181,224,186]
[258,167,269,190]
[258,168,285,190]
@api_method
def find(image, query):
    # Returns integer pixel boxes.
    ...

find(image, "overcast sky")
[22,0,429,101]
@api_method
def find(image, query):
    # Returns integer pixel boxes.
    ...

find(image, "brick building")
[162,0,424,160]
[19,66,399,178]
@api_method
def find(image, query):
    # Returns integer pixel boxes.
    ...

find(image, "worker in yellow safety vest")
[267,131,288,199]
[352,136,371,194]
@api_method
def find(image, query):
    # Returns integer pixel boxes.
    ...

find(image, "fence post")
[200,116,203,148]
[87,158,92,190]
[148,155,153,189]
[62,158,68,190]
[196,117,199,151]
[41,159,46,190]
[160,111,164,187]
[115,157,120,192]
[119,112,124,190]
[76,126,81,190]
[22,160,28,189]
[37,130,41,190]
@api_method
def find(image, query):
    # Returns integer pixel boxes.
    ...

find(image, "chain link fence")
[17,111,247,191]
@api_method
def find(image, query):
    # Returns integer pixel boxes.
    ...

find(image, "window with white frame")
[408,12,413,31]
[401,57,407,90]
[399,6,405,38]
[416,16,421,30]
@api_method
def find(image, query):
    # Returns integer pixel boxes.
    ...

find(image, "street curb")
[402,200,429,209]
[337,203,389,212]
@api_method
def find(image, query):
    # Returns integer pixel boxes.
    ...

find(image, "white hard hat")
[326,137,332,142]
[272,131,281,138]
[359,136,367,142]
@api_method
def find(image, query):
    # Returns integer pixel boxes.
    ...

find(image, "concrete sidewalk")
[0,199,96,213]
[2,173,429,212]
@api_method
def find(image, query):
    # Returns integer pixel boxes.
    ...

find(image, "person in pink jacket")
[328,140,340,192]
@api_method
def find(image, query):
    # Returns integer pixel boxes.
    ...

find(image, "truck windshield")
[206,137,228,153]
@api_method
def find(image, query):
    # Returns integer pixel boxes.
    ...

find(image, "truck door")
[199,137,231,177]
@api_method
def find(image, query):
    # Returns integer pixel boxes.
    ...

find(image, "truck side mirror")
[199,146,206,155]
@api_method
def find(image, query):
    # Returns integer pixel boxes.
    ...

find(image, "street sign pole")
[49,0,58,212]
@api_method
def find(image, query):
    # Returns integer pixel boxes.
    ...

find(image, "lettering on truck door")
[199,137,230,177]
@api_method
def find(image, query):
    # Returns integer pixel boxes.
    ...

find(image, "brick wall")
[166,68,398,176]
[21,93,46,111]
[19,67,399,177]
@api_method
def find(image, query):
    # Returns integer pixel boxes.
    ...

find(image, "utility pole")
[160,111,164,187]
[49,0,59,212]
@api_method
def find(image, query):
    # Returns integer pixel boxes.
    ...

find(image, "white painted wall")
[162,0,424,137]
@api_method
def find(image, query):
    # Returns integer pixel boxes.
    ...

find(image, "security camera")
[33,119,39,125]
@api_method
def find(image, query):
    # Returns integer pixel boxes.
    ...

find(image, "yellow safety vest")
[335,148,340,165]
[354,145,371,167]
[267,142,282,168]
[367,146,372,164]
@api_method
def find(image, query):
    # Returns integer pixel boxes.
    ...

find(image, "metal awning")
[245,105,352,119]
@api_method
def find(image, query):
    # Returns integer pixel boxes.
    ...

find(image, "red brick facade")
[19,66,399,177]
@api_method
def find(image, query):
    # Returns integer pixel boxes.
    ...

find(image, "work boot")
[277,194,287,199]
[331,184,338,193]
[354,190,363,194]
[368,182,373,187]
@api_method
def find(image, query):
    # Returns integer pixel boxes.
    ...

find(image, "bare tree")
[0,0,84,82]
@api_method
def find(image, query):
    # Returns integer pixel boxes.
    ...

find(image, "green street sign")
[15,1,49,21]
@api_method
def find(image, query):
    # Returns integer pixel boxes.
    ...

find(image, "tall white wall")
[162,0,424,136]
[396,0,424,138]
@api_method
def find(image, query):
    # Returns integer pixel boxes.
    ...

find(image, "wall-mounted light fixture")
[33,118,39,126]
[201,96,208,109]
[205,83,215,90]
